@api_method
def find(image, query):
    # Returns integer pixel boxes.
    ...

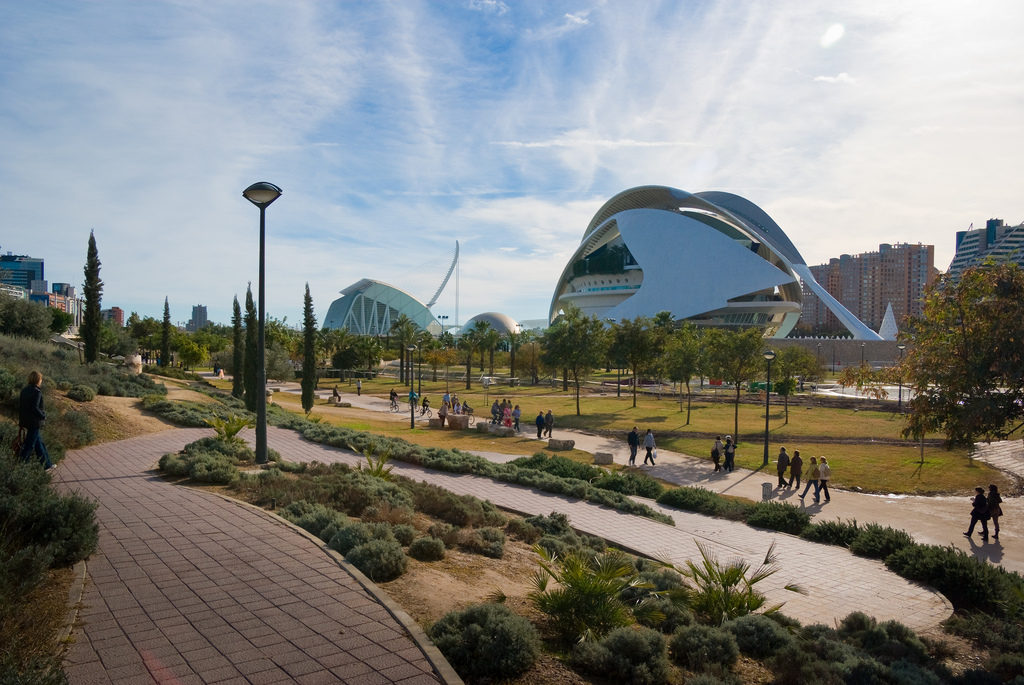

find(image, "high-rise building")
[798,243,936,335]
[186,305,208,332]
[948,219,1024,279]
[101,307,125,327]
[0,252,44,290]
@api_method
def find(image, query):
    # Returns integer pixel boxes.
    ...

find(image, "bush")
[511,453,599,481]
[505,518,541,543]
[328,522,395,556]
[66,384,96,402]
[408,481,506,528]
[571,626,670,685]
[849,523,916,560]
[458,527,505,558]
[670,624,739,671]
[428,604,540,682]
[657,487,751,520]
[282,502,348,539]
[637,596,694,634]
[746,501,810,535]
[345,538,407,582]
[427,522,459,547]
[987,652,1024,682]
[801,518,860,547]
[408,537,446,561]
[592,471,665,499]
[391,524,416,546]
[724,613,795,659]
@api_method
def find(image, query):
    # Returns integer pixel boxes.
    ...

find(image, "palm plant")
[528,547,662,643]
[679,541,804,626]
[390,314,416,383]
[205,414,254,445]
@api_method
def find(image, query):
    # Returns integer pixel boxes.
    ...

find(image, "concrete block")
[593,452,614,465]
[447,415,470,430]
[548,438,575,451]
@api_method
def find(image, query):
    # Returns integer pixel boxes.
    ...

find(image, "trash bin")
[761,482,773,501]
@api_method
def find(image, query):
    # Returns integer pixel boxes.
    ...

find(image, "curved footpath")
[54,429,454,685]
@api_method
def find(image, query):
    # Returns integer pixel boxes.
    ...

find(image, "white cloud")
[814,72,855,84]
[820,23,845,47]
[468,0,509,16]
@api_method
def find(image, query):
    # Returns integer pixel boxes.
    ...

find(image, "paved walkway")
[54,430,453,685]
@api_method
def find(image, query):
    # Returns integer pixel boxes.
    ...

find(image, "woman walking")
[988,484,1003,540]
[723,436,736,472]
[19,371,54,470]
[712,436,724,472]
[800,457,820,502]
[643,429,657,465]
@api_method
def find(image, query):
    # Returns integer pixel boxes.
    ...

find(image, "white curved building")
[550,186,881,340]
[323,279,440,336]
[462,312,521,336]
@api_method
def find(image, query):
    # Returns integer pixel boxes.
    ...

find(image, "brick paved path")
[55,430,451,685]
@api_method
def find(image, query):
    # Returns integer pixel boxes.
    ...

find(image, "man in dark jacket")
[535,410,545,439]
[627,427,639,466]
[19,370,54,470]
[964,487,990,539]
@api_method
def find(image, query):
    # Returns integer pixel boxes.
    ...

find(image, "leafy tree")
[518,338,541,385]
[481,325,500,375]
[264,343,294,381]
[774,346,819,424]
[0,295,51,340]
[177,336,207,370]
[319,328,351,367]
[231,296,244,398]
[459,326,482,390]
[609,316,662,408]
[664,323,701,423]
[160,297,171,367]
[705,327,765,441]
[390,314,416,383]
[243,286,258,411]
[191,326,230,356]
[99,319,137,357]
[354,335,382,372]
[542,304,609,415]
[905,262,1024,446]
[82,230,103,362]
[301,284,317,414]
[506,330,523,379]
[331,343,361,373]
[49,308,73,335]
[424,346,458,382]
[127,313,161,356]
[265,317,300,361]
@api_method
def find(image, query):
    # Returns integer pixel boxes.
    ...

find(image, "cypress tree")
[243,285,258,411]
[160,298,171,367]
[301,284,317,414]
[82,231,103,363]
[231,296,244,398]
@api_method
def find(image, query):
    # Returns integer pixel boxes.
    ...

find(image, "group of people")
[626,427,658,466]
[535,410,554,439]
[965,484,1003,541]
[489,399,523,431]
[710,435,737,472]
[772,447,832,504]
[433,391,474,428]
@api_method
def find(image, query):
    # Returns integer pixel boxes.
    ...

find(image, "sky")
[2,1,1023,329]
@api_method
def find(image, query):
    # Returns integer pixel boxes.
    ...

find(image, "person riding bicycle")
[408,389,418,407]
[420,396,430,415]
[389,388,398,409]
[462,400,472,415]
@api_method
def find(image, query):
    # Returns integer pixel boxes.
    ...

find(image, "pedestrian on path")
[723,436,735,472]
[438,401,447,428]
[788,450,803,489]
[818,457,832,502]
[712,436,724,472]
[544,410,554,438]
[800,457,820,502]
[776,447,790,488]
[19,370,54,470]
[964,486,990,539]
[512,405,521,432]
[536,410,545,439]
[988,484,1003,540]
[643,429,656,465]
[356,379,361,396]
[332,386,341,403]
[627,427,639,466]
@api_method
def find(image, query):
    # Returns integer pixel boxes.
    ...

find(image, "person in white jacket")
[643,429,656,465]
[818,457,832,502]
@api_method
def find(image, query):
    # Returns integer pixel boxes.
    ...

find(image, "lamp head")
[763,350,776,362]
[243,182,283,208]
[897,343,906,351]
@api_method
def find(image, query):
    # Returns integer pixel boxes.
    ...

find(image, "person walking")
[712,436,724,472]
[800,457,820,502]
[818,457,832,502]
[776,447,790,488]
[512,405,521,432]
[535,410,545,439]
[437,401,448,428]
[627,427,640,466]
[964,486,991,540]
[723,436,736,472]
[19,371,54,470]
[356,379,362,396]
[788,450,803,489]
[987,484,1003,540]
[643,429,656,465]
[544,410,554,438]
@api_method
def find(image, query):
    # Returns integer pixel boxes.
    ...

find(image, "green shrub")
[886,544,1024,615]
[428,604,540,682]
[282,502,347,538]
[945,612,1024,654]
[66,384,96,402]
[407,481,506,527]
[837,613,930,665]
[328,522,394,556]
[571,626,670,685]
[657,486,751,520]
[505,518,541,543]
[801,518,860,547]
[458,527,505,558]
[408,537,446,561]
[510,453,600,480]
[345,538,407,582]
[724,613,795,659]
[188,452,238,484]
[746,501,810,535]
[669,624,739,671]
[592,471,665,498]
[427,522,459,547]
[849,523,916,560]
[987,652,1024,682]
[47,408,94,450]
[158,452,190,477]
[360,502,415,525]
[391,524,416,546]
[637,596,694,634]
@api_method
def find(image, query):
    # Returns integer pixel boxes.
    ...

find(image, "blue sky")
[2,1,1023,328]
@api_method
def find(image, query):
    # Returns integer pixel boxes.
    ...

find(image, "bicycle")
[390,399,401,413]
[419,406,432,419]
[465,408,476,426]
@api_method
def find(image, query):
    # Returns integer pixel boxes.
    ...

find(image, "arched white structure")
[550,186,881,340]
[323,279,440,336]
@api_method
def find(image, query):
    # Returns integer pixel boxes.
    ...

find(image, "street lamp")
[407,345,417,428]
[861,342,866,367]
[816,342,822,369]
[242,181,282,465]
[896,343,906,413]
[439,314,449,335]
[762,349,776,467]
[417,345,422,396]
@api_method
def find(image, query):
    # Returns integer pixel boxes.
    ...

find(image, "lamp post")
[896,343,906,413]
[816,342,822,369]
[762,349,776,467]
[242,181,282,465]
[860,342,866,367]
[417,345,422,396]
[408,345,417,428]
[605,318,620,398]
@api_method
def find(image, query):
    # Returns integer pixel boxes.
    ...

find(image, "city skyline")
[3,1,1023,326]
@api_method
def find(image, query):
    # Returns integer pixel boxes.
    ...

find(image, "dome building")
[462,312,521,336]
[550,186,881,340]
